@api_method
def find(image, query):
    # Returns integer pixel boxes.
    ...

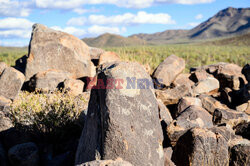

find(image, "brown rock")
[0,67,25,100]
[177,97,202,116]
[155,85,190,105]
[189,70,213,83]
[25,24,95,81]
[63,79,84,96]
[234,121,250,140]
[236,101,250,114]
[75,62,164,166]
[164,148,175,166]
[98,51,120,65]
[153,55,185,87]
[77,158,133,166]
[158,99,173,126]
[167,105,213,144]
[192,77,219,95]
[0,62,8,75]
[172,128,229,166]
[29,69,72,92]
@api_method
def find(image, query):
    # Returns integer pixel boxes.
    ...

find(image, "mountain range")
[82,7,250,47]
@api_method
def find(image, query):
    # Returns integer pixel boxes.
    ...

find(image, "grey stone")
[192,77,219,95]
[75,62,164,166]
[0,67,25,100]
[77,158,133,166]
[25,24,95,81]
[158,99,173,126]
[229,140,250,166]
[0,62,8,75]
[177,97,202,116]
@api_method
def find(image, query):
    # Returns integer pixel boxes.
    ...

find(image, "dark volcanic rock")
[0,142,7,166]
[177,97,202,116]
[14,55,28,74]
[234,122,250,140]
[167,105,213,144]
[0,67,25,100]
[8,142,39,166]
[25,24,95,81]
[75,62,164,166]
[229,140,250,166]
[158,99,173,126]
[172,128,229,166]
[153,55,185,88]
[242,64,250,82]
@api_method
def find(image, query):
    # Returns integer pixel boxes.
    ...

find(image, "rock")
[172,128,229,166]
[199,94,228,114]
[98,51,120,65]
[25,24,95,81]
[233,83,250,105]
[213,108,248,127]
[220,87,233,105]
[189,70,213,83]
[0,142,7,166]
[229,139,250,166]
[236,101,250,114]
[153,55,185,87]
[209,125,240,142]
[0,67,25,100]
[234,122,250,140]
[0,62,8,75]
[192,77,219,95]
[75,62,164,166]
[242,64,250,82]
[0,110,13,132]
[89,47,105,60]
[167,105,213,144]
[173,73,194,87]
[14,55,28,74]
[29,69,72,92]
[8,142,39,166]
[63,79,84,96]
[143,64,151,75]
[155,85,190,105]
[177,97,202,116]
[158,99,173,126]
[164,148,175,166]
[77,158,133,166]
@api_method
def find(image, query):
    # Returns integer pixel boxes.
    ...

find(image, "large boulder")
[0,67,25,100]
[77,158,133,166]
[192,77,219,95]
[75,62,164,166]
[25,24,95,81]
[167,105,213,144]
[63,79,85,96]
[8,142,39,166]
[172,128,229,166]
[29,69,72,92]
[153,55,185,88]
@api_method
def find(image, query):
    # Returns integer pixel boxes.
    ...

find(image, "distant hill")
[82,7,250,47]
[82,33,147,47]
[202,32,250,46]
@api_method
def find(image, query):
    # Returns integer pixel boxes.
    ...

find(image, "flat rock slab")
[75,62,164,166]
[0,67,25,100]
[25,24,95,81]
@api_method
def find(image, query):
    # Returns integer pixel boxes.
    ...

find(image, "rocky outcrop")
[29,69,72,92]
[172,128,229,166]
[75,62,164,166]
[8,142,39,166]
[153,55,185,88]
[25,24,95,81]
[63,79,85,96]
[177,97,202,116]
[0,67,25,100]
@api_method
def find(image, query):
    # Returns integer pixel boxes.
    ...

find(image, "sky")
[0,0,249,47]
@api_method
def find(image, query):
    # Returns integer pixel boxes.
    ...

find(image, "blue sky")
[0,0,249,46]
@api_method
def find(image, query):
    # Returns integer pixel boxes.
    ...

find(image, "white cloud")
[0,18,33,29]
[0,0,31,17]
[155,0,215,5]
[67,11,175,26]
[0,39,29,47]
[87,25,126,35]
[51,26,86,38]
[0,29,31,38]
[188,22,200,27]
[195,14,203,20]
